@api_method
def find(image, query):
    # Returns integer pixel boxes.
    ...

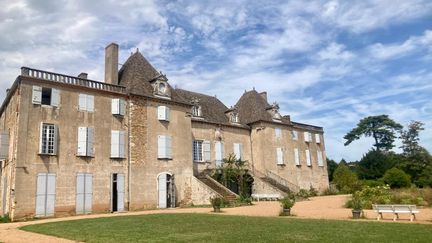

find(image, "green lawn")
[21,213,432,242]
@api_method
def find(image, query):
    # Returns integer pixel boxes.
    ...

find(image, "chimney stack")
[78,72,88,79]
[105,43,119,84]
[259,92,267,101]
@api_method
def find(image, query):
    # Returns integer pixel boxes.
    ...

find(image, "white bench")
[373,204,419,222]
[251,193,281,201]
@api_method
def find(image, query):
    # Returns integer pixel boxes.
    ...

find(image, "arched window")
[192,105,202,117]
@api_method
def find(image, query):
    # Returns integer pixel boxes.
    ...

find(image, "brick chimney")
[259,92,267,101]
[78,72,88,79]
[105,43,119,84]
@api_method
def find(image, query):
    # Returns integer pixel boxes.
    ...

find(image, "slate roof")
[175,89,230,124]
[234,90,291,125]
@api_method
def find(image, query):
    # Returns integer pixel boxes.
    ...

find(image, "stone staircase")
[254,170,300,193]
[196,171,238,203]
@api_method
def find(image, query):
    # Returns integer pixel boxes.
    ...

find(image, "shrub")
[321,184,340,195]
[350,185,392,209]
[351,193,363,210]
[383,167,411,188]
[362,179,385,187]
[236,194,252,205]
[309,186,318,197]
[333,163,361,193]
[280,193,296,209]
[296,189,310,200]
[0,214,10,223]
[210,196,223,209]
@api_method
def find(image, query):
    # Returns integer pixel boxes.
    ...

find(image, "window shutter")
[111,130,119,157]
[87,95,94,112]
[77,127,87,156]
[276,147,284,165]
[119,130,125,158]
[39,123,44,153]
[234,143,242,160]
[112,99,119,115]
[166,136,172,158]
[0,131,9,159]
[304,132,309,142]
[275,128,282,138]
[294,148,300,166]
[79,94,87,111]
[53,124,59,155]
[203,140,211,162]
[215,141,222,161]
[87,127,94,156]
[157,106,166,120]
[119,99,126,116]
[317,150,323,166]
[158,135,166,158]
[315,134,321,143]
[306,149,311,166]
[32,86,42,104]
[165,107,170,121]
[51,88,60,107]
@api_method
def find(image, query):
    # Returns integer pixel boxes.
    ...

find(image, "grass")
[21,213,432,243]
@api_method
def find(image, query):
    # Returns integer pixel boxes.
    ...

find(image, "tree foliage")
[326,158,338,182]
[383,167,411,188]
[344,115,403,151]
[333,163,360,193]
[356,150,398,179]
[400,121,425,156]
[215,153,252,197]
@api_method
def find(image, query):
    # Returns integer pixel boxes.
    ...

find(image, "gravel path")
[1,195,431,242]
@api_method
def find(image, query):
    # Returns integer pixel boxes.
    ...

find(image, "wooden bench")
[251,193,281,201]
[373,204,419,221]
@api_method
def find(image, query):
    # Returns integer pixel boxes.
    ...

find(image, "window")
[305,149,311,166]
[215,141,224,167]
[304,132,312,142]
[193,140,210,162]
[39,123,58,155]
[230,113,239,123]
[77,127,94,157]
[233,143,243,159]
[315,134,321,143]
[276,147,284,165]
[157,106,170,121]
[32,86,60,107]
[158,135,172,159]
[78,94,94,112]
[317,150,324,166]
[0,131,9,159]
[112,98,126,116]
[111,130,125,158]
[291,130,298,140]
[275,127,282,138]
[192,105,202,117]
[294,148,300,166]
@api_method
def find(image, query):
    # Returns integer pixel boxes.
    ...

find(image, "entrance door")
[158,173,175,208]
[76,173,92,214]
[112,173,124,212]
[35,173,56,217]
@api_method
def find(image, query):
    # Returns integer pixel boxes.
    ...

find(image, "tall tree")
[326,158,338,181]
[344,115,403,151]
[400,121,425,156]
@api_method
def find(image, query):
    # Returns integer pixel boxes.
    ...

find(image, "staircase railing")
[265,170,300,193]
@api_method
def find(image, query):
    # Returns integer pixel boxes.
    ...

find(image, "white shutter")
[158,173,167,208]
[111,131,120,158]
[304,132,310,142]
[78,94,87,111]
[77,127,87,156]
[158,135,166,158]
[36,173,47,216]
[87,128,94,156]
[76,173,85,214]
[292,131,298,140]
[317,150,324,166]
[87,95,94,112]
[112,99,119,115]
[215,141,222,161]
[203,140,211,162]
[166,136,172,159]
[39,123,44,154]
[46,173,56,216]
[234,143,242,160]
[165,107,170,121]
[0,131,9,159]
[275,128,282,138]
[306,149,311,166]
[294,148,300,166]
[158,106,166,120]
[315,134,321,143]
[32,86,42,104]
[51,88,60,107]
[119,130,125,158]
[276,147,284,165]
[119,99,126,116]
[53,125,59,155]
[116,174,125,212]
[84,174,92,213]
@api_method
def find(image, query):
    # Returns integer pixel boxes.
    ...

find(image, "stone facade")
[0,44,329,221]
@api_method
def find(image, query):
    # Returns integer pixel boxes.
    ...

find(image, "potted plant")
[351,193,363,219]
[210,196,223,213]
[280,194,295,216]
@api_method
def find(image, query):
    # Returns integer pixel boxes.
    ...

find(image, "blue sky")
[0,0,431,161]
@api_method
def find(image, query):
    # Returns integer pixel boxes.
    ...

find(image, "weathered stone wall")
[252,176,286,197]
[12,79,129,220]
[190,176,219,205]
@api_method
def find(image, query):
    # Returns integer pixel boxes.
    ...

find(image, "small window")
[77,127,94,157]
[111,130,126,158]
[304,132,312,142]
[79,94,94,112]
[276,147,284,165]
[157,106,170,121]
[294,148,300,166]
[233,143,243,159]
[230,113,239,123]
[158,135,172,159]
[305,149,311,166]
[0,131,9,159]
[193,140,203,162]
[315,134,321,143]
[215,141,224,167]
[317,150,324,166]
[41,87,52,105]
[275,127,282,138]
[40,123,58,155]
[291,130,298,140]
[192,105,202,117]
[112,98,126,116]
[32,86,60,107]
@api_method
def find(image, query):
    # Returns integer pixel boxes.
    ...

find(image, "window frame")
[39,123,57,155]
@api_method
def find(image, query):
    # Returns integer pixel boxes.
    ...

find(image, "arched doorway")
[157,173,176,208]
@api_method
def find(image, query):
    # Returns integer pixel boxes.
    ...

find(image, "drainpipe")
[127,95,132,211]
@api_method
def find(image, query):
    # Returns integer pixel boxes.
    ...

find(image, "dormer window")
[230,112,239,123]
[268,102,282,121]
[151,73,171,99]
[192,105,202,117]
[158,83,167,94]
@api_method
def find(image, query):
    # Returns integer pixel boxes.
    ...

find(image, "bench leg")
[377,213,382,221]
[410,214,415,222]
[393,213,397,221]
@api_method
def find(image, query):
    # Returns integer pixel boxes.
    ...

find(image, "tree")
[356,150,397,179]
[215,153,251,197]
[333,163,360,193]
[383,167,411,188]
[398,147,432,186]
[326,158,338,181]
[344,115,403,152]
[400,121,425,156]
